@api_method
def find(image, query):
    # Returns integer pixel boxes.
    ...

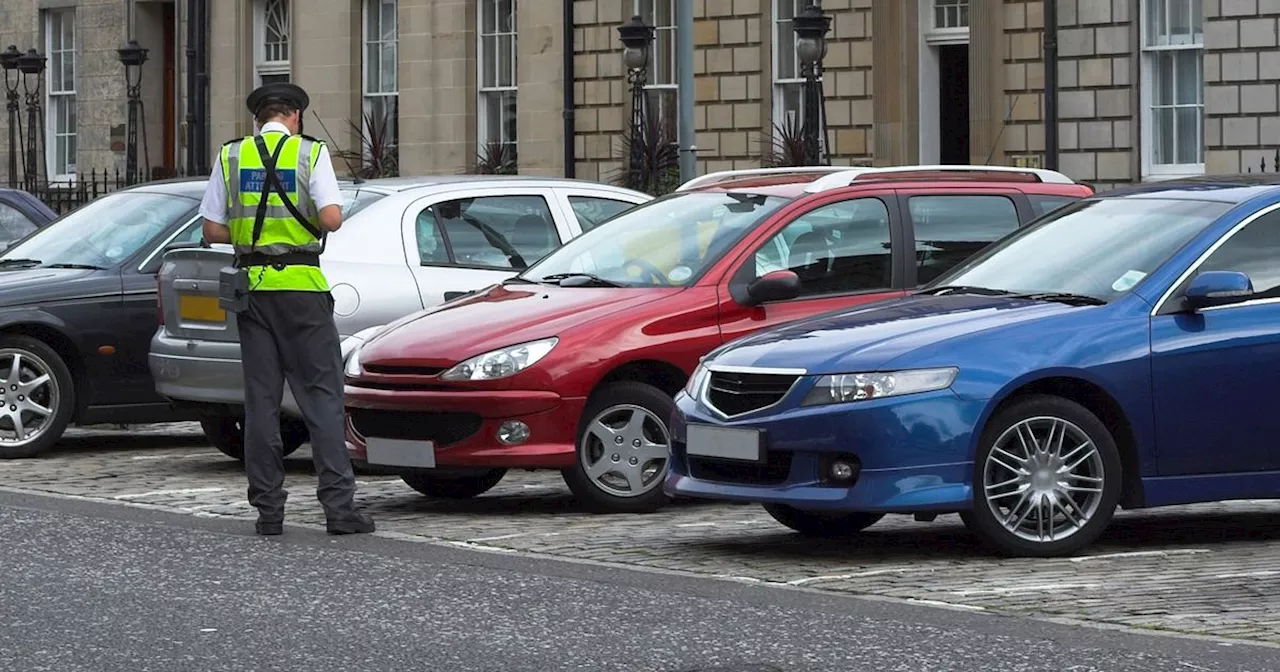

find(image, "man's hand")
[202,219,231,244]
[318,204,343,232]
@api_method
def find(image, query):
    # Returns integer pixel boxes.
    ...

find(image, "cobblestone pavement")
[10,423,1280,647]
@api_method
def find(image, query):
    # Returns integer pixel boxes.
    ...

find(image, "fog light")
[820,453,861,486]
[497,420,530,445]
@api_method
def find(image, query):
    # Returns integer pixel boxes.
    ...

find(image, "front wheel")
[0,335,76,459]
[200,415,306,461]
[562,381,675,514]
[962,395,1122,557]
[763,503,885,536]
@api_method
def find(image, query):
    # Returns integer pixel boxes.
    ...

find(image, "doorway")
[937,44,969,164]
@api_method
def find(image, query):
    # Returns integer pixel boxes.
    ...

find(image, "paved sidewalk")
[6,428,1280,646]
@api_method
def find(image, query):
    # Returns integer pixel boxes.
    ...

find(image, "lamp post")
[792,3,831,165]
[618,15,654,187]
[1,46,23,189]
[17,48,45,192]
[117,39,149,185]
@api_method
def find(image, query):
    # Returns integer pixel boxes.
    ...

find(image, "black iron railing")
[1246,149,1280,173]
[24,167,189,215]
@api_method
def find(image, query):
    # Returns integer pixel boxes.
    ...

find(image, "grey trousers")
[238,290,357,521]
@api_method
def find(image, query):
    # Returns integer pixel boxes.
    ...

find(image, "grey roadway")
[1,490,1278,672]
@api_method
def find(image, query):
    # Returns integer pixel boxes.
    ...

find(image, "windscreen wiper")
[44,263,106,270]
[1009,292,1106,306]
[502,276,538,285]
[538,272,624,287]
[917,285,1013,296]
[0,258,41,268]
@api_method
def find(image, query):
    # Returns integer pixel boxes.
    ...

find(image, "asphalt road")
[2,490,1278,672]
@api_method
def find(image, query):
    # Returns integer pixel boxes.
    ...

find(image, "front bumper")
[344,384,587,469]
[664,388,986,513]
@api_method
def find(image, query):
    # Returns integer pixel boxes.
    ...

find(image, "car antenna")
[310,110,365,184]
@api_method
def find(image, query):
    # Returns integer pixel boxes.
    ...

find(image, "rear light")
[157,275,164,327]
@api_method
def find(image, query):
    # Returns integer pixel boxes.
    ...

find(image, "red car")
[344,166,1094,513]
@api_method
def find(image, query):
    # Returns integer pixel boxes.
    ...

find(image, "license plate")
[686,424,764,463]
[178,294,226,322]
[366,437,436,468]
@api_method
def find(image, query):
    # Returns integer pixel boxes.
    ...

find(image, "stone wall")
[1204,0,1280,174]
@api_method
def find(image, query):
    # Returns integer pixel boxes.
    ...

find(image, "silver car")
[149,176,650,459]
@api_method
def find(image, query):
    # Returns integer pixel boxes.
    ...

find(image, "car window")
[414,195,559,269]
[341,188,385,218]
[1194,209,1280,299]
[568,196,636,231]
[752,197,892,298]
[1028,194,1078,218]
[0,201,38,248]
[910,195,1021,285]
[0,191,196,268]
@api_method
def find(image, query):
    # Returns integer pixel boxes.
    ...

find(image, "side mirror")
[744,270,801,305]
[1184,270,1254,311]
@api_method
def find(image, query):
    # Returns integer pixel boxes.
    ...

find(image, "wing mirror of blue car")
[1184,270,1254,312]
[745,270,802,305]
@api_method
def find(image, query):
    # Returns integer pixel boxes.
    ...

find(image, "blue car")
[665,175,1280,557]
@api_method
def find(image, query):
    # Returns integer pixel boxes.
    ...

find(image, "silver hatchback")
[148,176,650,459]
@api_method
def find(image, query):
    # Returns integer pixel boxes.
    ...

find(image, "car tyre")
[963,394,1122,558]
[762,503,885,536]
[562,381,676,514]
[400,469,507,499]
[200,415,305,461]
[0,335,76,459]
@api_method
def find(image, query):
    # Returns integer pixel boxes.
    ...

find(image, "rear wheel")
[763,503,885,537]
[200,414,306,461]
[562,381,675,514]
[0,335,76,459]
[400,468,508,499]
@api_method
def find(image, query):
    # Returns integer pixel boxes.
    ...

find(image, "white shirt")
[199,121,344,225]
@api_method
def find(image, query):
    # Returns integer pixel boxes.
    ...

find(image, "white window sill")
[1142,166,1206,182]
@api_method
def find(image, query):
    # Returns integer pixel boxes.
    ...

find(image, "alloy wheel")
[579,403,670,498]
[0,348,60,448]
[982,415,1106,543]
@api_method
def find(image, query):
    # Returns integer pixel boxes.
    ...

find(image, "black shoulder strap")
[250,135,326,251]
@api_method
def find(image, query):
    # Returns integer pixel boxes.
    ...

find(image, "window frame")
[903,193,1025,287]
[634,0,678,141]
[1153,203,1280,315]
[362,0,399,167]
[477,0,518,152]
[254,0,292,86]
[400,188,574,272]
[44,7,76,181]
[730,194,906,303]
[1139,0,1205,181]
[772,0,806,139]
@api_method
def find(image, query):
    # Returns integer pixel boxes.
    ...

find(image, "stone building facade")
[0,1,1270,193]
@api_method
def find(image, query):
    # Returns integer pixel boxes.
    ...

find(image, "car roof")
[678,166,1091,199]
[1093,174,1280,204]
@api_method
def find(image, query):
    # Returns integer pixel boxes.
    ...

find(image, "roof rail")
[802,165,1076,193]
[676,166,850,192]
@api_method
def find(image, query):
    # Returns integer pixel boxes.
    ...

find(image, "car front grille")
[704,370,801,417]
[349,409,481,447]
[687,451,793,486]
[361,364,446,376]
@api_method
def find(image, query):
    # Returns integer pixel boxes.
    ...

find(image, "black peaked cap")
[246,82,310,115]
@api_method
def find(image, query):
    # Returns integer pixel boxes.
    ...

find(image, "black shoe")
[255,519,283,536]
[326,512,375,535]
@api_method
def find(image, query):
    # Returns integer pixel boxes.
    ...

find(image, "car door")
[1150,206,1280,476]
[400,188,569,305]
[552,188,650,234]
[717,191,908,343]
[897,188,1031,287]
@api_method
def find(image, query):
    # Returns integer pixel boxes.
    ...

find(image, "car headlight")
[342,325,389,379]
[801,368,958,406]
[344,343,365,378]
[439,337,558,381]
[685,362,709,397]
